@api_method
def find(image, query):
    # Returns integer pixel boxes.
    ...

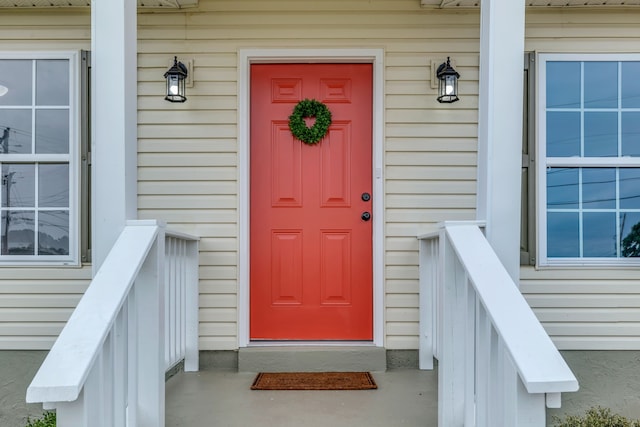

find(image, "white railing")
[418,222,578,426]
[165,229,199,372]
[26,220,199,427]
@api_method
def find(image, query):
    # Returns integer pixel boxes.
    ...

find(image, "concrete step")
[238,346,387,372]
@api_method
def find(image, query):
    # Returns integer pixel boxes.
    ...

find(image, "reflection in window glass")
[583,168,616,209]
[622,112,640,156]
[39,164,69,208]
[621,212,640,257]
[547,168,578,209]
[548,212,580,257]
[622,62,640,108]
[36,60,69,106]
[547,62,581,108]
[35,110,69,154]
[619,168,640,209]
[0,110,32,154]
[583,212,616,257]
[1,211,34,255]
[38,211,69,255]
[584,112,618,157]
[0,54,75,263]
[1,164,35,207]
[542,56,640,263]
[584,62,618,108]
[0,60,32,106]
[547,112,581,157]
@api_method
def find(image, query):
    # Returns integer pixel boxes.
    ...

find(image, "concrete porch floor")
[165,368,438,427]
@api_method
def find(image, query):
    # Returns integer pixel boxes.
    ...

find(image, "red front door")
[250,63,373,340]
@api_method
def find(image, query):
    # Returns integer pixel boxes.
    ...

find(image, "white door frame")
[238,48,385,348]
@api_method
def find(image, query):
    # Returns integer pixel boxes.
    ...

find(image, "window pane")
[35,109,69,154]
[619,168,640,209]
[1,211,34,255]
[583,212,616,257]
[547,168,579,209]
[547,62,581,108]
[548,212,580,257]
[622,112,640,156]
[584,112,618,157]
[620,212,640,257]
[584,62,618,108]
[39,164,69,208]
[0,55,76,263]
[0,110,32,154]
[38,211,69,255]
[0,60,32,106]
[622,62,640,108]
[1,164,35,207]
[542,57,640,263]
[547,112,581,157]
[36,60,69,106]
[583,168,616,209]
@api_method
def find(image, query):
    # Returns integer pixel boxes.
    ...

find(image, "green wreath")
[288,99,332,144]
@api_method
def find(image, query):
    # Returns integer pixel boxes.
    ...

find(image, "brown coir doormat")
[250,372,377,390]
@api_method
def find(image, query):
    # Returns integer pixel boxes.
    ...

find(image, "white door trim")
[238,48,385,348]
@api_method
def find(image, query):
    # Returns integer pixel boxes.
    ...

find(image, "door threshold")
[238,344,387,371]
[245,340,379,348]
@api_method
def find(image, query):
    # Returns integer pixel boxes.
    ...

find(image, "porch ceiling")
[424,0,640,6]
[0,0,197,8]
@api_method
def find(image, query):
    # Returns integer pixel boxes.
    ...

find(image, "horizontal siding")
[135,0,481,351]
[1,3,638,352]
[522,266,640,350]
[0,10,91,350]
[138,3,640,351]
[0,308,74,322]
[521,8,640,350]
[0,268,90,349]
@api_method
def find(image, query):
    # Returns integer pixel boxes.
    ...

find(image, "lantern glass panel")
[169,75,180,95]
[445,75,457,95]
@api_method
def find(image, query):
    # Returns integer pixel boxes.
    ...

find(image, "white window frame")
[0,51,80,266]
[537,52,640,267]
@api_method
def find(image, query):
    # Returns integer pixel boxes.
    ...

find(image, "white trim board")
[238,48,385,348]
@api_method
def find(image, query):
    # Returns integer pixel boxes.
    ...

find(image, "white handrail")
[26,220,199,427]
[418,222,578,426]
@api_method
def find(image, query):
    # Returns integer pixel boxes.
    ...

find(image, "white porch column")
[476,0,526,282]
[91,0,138,272]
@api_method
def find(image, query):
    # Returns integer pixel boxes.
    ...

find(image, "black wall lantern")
[164,56,188,103]
[436,57,460,103]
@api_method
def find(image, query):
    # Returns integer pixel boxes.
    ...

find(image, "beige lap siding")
[521,9,640,350]
[0,9,91,350]
[1,2,639,351]
[0,271,90,349]
[138,0,480,351]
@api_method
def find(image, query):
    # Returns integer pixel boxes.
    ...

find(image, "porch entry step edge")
[238,346,387,373]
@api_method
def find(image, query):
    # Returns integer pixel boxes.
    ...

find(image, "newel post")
[418,236,436,370]
[134,227,165,427]
[438,230,466,427]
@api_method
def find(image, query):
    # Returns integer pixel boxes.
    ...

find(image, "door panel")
[250,63,373,340]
